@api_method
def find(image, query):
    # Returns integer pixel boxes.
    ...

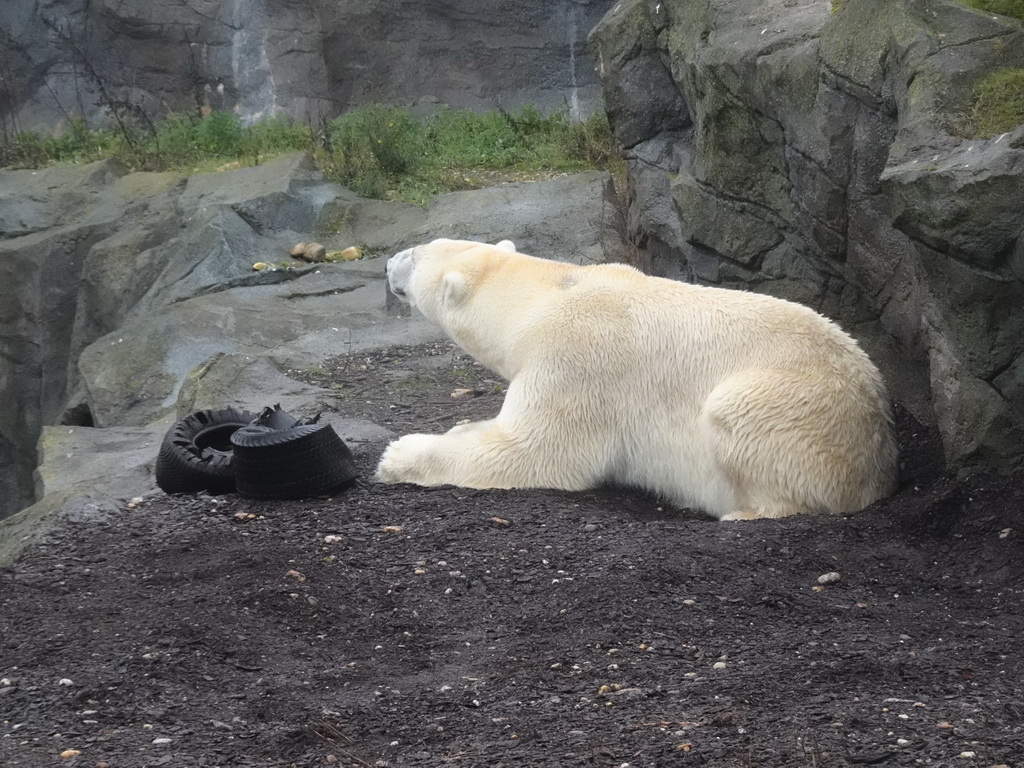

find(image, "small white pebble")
[897,738,909,746]
[153,737,172,745]
[58,678,74,687]
[999,528,1012,539]
[817,571,841,585]
[682,599,696,606]
[958,752,976,759]
[713,661,727,670]
[324,535,342,544]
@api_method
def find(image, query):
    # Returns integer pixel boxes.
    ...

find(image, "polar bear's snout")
[386,247,415,301]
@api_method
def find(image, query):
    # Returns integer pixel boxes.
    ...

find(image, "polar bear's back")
[523,262,897,515]
[543,263,877,390]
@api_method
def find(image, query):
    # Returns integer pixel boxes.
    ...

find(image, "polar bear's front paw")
[375,434,441,485]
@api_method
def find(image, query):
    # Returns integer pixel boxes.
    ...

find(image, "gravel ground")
[2,343,1022,768]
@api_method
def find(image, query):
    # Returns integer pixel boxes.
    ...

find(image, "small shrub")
[329,105,424,182]
[426,107,521,167]
[561,111,618,167]
[247,115,312,155]
[153,112,202,159]
[195,111,245,156]
[971,68,1024,137]
[31,116,120,164]
[0,132,49,167]
[146,111,309,169]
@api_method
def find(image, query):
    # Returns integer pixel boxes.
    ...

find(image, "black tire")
[230,421,359,499]
[255,403,305,432]
[155,408,257,494]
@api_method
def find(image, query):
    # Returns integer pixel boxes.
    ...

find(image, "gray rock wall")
[0,160,155,515]
[3,0,614,132]
[590,0,1024,473]
[0,154,629,520]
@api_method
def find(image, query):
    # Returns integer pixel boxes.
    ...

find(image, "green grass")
[2,104,619,205]
[3,112,312,171]
[318,103,618,204]
[971,68,1024,137]
[959,0,1024,23]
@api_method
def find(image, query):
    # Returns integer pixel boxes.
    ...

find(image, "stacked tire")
[230,412,359,499]
[155,405,358,499]
[155,408,256,495]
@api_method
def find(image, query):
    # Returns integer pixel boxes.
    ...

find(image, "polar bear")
[376,238,898,520]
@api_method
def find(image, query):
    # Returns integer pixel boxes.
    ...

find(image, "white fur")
[378,239,898,520]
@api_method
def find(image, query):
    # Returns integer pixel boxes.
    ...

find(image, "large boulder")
[77,169,630,430]
[0,160,184,517]
[0,153,630,522]
[590,0,1024,473]
[0,153,337,520]
[4,0,615,132]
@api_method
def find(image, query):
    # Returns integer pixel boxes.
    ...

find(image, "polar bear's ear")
[441,270,470,306]
[494,240,516,253]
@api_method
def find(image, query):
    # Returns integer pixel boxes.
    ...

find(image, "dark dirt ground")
[2,342,1023,768]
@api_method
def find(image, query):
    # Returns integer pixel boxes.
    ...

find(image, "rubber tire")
[254,404,305,432]
[155,408,256,495]
[230,422,359,499]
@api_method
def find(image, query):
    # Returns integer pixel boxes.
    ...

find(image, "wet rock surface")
[4,0,614,130]
[0,155,626,521]
[590,0,1024,473]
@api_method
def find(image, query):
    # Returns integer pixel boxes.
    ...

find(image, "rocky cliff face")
[591,0,1024,473]
[2,0,614,131]
[0,154,627,520]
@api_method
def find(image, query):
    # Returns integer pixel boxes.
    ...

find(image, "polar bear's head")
[386,238,516,323]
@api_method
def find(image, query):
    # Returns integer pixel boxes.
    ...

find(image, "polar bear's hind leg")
[700,369,891,520]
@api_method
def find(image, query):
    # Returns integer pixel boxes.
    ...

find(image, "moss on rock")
[959,0,1024,24]
[971,68,1024,137]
